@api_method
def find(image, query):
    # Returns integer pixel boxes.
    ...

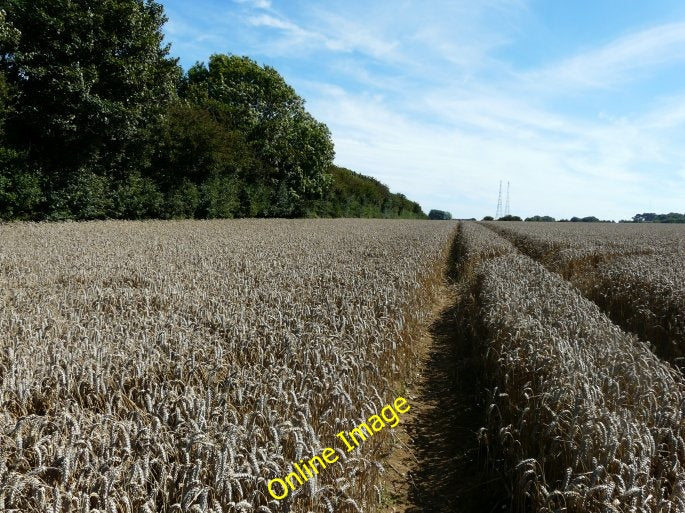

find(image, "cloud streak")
[161,0,685,220]
[233,0,271,9]
[525,22,685,91]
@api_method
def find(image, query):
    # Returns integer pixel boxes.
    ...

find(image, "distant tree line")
[524,215,555,222]
[511,213,685,224]
[0,1,425,221]
[482,215,615,222]
[428,209,452,220]
[628,212,685,223]
[309,166,424,218]
[561,216,614,223]
[483,213,685,224]
[481,215,522,221]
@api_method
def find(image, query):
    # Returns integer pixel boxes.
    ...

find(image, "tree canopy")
[2,0,179,177]
[429,209,452,220]
[0,2,424,221]
[309,166,425,219]
[178,55,335,217]
[632,212,685,223]
[525,215,556,222]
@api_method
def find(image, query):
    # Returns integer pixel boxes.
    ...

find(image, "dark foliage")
[0,4,424,220]
[569,216,614,223]
[525,215,555,222]
[429,209,452,220]
[308,166,425,219]
[632,212,685,223]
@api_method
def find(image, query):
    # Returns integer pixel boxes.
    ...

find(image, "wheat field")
[2,218,685,513]
[458,221,685,512]
[0,219,455,513]
[486,221,685,366]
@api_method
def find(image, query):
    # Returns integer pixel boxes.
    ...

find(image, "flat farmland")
[456,221,685,513]
[3,219,685,513]
[486,221,685,366]
[0,219,455,513]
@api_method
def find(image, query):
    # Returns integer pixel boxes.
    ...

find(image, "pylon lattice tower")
[505,181,510,217]
[495,181,502,219]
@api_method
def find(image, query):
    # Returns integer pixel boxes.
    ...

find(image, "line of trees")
[482,215,615,222]
[629,213,685,223]
[0,1,425,221]
[310,166,424,218]
[509,213,685,224]
[483,213,685,224]
[428,209,452,220]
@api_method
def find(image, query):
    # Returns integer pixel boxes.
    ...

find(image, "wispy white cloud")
[641,94,685,129]
[233,0,271,9]
[245,10,400,60]
[312,13,400,58]
[162,0,685,219]
[304,72,685,219]
[248,14,308,35]
[524,22,685,91]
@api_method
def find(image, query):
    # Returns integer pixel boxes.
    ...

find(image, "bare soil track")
[377,236,510,513]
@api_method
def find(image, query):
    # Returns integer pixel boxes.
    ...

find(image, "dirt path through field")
[376,243,510,513]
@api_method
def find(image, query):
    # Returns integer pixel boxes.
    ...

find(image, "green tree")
[307,166,426,219]
[0,147,43,219]
[525,215,555,222]
[0,9,19,133]
[0,10,40,220]
[1,0,180,216]
[153,103,256,185]
[48,170,114,221]
[113,171,163,219]
[633,212,685,223]
[149,101,265,218]
[429,209,452,220]
[185,55,334,215]
[0,5,429,222]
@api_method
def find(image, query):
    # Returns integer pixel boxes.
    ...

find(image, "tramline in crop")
[485,221,685,366]
[3,217,684,513]
[458,222,685,513]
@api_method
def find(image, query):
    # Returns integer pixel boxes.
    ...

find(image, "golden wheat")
[0,218,455,512]
[485,221,685,365]
[458,221,685,513]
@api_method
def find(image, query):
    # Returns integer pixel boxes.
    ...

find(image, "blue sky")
[160,0,685,220]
